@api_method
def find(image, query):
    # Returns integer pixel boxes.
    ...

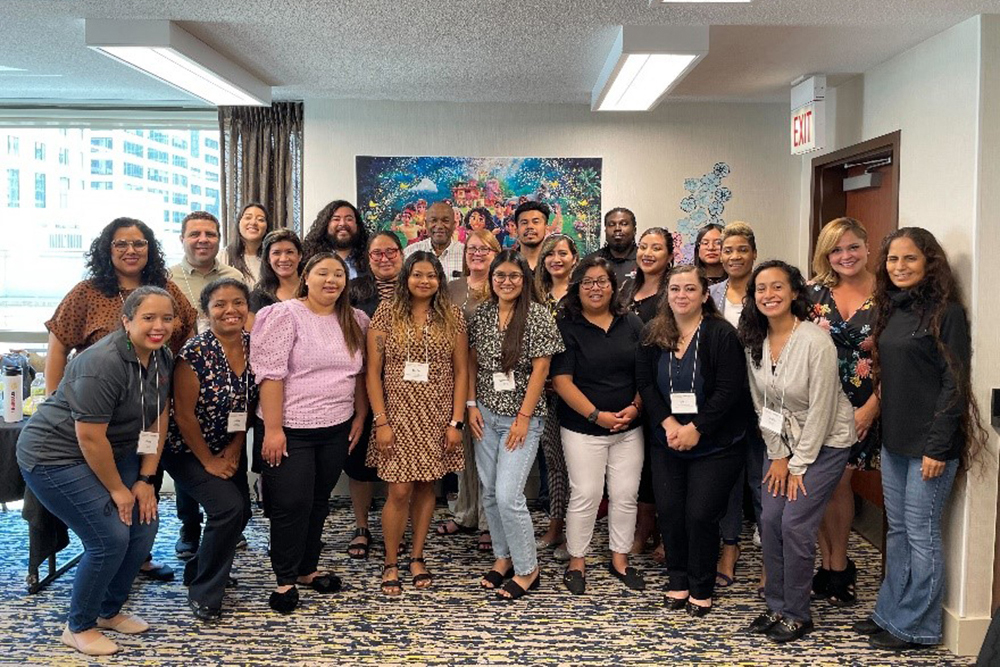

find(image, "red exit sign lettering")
[790,101,824,155]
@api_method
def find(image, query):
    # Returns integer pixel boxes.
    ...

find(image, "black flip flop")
[347,527,371,560]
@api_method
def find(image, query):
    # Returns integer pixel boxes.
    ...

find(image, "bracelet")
[466,400,477,408]
[375,422,390,430]
[372,411,385,422]
[516,411,531,420]
[630,401,641,413]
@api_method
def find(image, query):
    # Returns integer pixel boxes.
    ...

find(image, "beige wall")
[804,15,1000,656]
[302,98,801,261]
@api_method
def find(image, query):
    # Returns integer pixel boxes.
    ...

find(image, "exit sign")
[790,76,826,155]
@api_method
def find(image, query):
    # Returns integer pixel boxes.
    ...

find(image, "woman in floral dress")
[807,217,881,606]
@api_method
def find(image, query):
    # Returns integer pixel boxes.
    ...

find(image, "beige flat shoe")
[97,613,150,634]
[60,626,119,656]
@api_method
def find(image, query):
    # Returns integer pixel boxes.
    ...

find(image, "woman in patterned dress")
[807,217,881,606]
[366,251,468,595]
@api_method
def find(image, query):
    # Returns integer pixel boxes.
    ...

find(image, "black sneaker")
[767,618,814,643]
[747,609,782,634]
[175,529,200,560]
[869,630,924,651]
[852,617,882,635]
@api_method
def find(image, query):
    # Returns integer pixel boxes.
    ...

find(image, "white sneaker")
[753,526,761,548]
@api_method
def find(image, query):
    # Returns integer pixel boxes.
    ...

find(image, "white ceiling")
[1,0,997,106]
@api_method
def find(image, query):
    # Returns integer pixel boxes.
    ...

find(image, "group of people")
[14,195,983,657]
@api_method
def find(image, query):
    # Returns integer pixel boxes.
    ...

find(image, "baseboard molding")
[943,606,991,656]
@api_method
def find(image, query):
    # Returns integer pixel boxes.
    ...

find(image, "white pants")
[561,427,644,558]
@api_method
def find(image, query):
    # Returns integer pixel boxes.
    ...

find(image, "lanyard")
[762,319,800,417]
[212,331,250,412]
[136,352,160,433]
[668,318,702,394]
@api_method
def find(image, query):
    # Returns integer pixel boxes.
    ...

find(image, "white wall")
[303,99,800,261]
[807,15,1000,656]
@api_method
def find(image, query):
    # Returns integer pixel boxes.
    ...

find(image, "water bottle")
[30,373,45,399]
[3,367,23,422]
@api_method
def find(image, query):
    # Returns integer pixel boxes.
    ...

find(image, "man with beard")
[513,201,550,274]
[586,208,638,285]
[302,199,371,280]
[403,200,465,281]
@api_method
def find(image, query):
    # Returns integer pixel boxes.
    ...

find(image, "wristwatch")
[449,420,465,430]
[587,409,600,424]
[137,474,155,485]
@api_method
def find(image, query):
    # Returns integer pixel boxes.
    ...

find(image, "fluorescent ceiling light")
[86,20,270,106]
[592,26,708,112]
[653,1,750,4]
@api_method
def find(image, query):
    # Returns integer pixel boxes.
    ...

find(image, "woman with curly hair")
[224,203,271,285]
[852,228,987,651]
[45,218,197,396]
[302,200,371,281]
[740,260,856,643]
[366,251,468,595]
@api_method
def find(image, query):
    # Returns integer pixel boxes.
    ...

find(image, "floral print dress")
[808,283,880,470]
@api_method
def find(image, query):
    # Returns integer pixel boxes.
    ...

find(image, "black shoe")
[811,567,831,600]
[826,566,857,606]
[563,568,586,595]
[685,600,712,617]
[188,600,222,622]
[767,617,814,643]
[747,609,782,634]
[175,530,200,560]
[608,562,645,591]
[235,534,248,550]
[299,573,342,593]
[852,617,882,635]
[138,562,175,582]
[268,586,299,614]
[664,594,689,610]
[869,630,924,651]
[226,576,238,589]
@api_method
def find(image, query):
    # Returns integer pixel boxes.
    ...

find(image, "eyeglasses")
[493,272,524,284]
[111,239,149,251]
[368,248,400,261]
[699,240,722,248]
[467,246,495,257]
[580,277,611,290]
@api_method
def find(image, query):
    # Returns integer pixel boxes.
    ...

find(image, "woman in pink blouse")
[250,252,369,614]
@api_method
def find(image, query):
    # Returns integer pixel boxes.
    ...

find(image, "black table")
[0,416,82,593]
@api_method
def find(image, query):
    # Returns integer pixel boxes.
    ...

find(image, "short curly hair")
[86,217,168,297]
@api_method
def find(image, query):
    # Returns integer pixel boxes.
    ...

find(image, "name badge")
[228,411,248,432]
[671,392,698,415]
[492,371,515,392]
[403,361,430,383]
[760,407,784,435]
[138,430,159,455]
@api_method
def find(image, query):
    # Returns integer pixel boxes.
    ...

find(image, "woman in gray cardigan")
[738,260,856,644]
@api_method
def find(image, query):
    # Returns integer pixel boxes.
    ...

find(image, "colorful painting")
[356,156,603,253]
[674,162,733,264]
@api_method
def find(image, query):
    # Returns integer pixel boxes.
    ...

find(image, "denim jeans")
[20,453,157,632]
[475,404,544,576]
[872,447,959,644]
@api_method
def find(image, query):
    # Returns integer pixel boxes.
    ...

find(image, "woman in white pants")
[551,256,646,595]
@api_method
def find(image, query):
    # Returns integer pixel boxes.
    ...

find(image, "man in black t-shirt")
[585,207,638,285]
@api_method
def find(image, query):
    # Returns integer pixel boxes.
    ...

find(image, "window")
[91,159,113,175]
[205,187,220,216]
[171,136,188,150]
[172,154,188,169]
[123,163,143,178]
[191,201,202,211]
[147,167,169,184]
[172,173,188,188]
[172,192,188,206]
[190,131,200,158]
[205,137,219,150]
[148,131,168,144]
[206,171,219,183]
[59,177,70,209]
[34,142,46,161]
[147,148,168,164]
[191,184,202,195]
[7,136,19,156]
[124,141,143,157]
[34,173,46,208]
[90,137,112,150]
[90,181,113,190]
[172,211,186,224]
[6,169,19,208]
[59,148,70,166]
[204,154,219,166]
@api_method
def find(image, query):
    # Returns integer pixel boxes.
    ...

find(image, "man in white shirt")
[403,201,465,281]
[170,211,243,334]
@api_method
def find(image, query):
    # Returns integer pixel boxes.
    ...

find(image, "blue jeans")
[475,404,544,576]
[20,454,157,632]
[872,447,958,644]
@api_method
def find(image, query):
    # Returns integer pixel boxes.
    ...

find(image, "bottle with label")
[23,373,47,416]
[3,367,23,423]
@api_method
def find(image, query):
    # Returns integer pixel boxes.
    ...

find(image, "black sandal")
[497,572,541,601]
[409,557,433,589]
[347,527,371,560]
[381,563,402,596]
[480,566,514,590]
[826,560,857,607]
[300,572,342,593]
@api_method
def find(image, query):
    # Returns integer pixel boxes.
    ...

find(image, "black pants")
[651,441,746,600]
[162,449,251,609]
[261,420,352,586]
[176,487,203,535]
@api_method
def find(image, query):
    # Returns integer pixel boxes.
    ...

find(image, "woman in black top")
[248,229,303,326]
[854,228,987,651]
[552,256,646,595]
[637,265,747,617]
[694,223,726,286]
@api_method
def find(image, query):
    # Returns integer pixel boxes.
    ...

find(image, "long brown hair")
[643,265,720,350]
[489,250,535,373]
[389,251,461,346]
[872,227,987,469]
[295,253,365,357]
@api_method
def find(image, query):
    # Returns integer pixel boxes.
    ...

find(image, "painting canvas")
[356,156,603,254]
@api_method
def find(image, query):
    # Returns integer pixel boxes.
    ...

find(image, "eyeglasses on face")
[699,240,723,248]
[580,277,611,290]
[493,272,524,284]
[369,248,400,261]
[112,239,149,251]
[466,246,495,257]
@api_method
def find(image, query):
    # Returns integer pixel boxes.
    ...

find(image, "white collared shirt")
[403,238,465,282]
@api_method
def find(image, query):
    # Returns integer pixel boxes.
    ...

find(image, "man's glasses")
[369,248,400,261]
[111,240,149,251]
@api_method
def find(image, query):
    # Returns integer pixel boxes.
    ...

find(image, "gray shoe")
[553,546,570,562]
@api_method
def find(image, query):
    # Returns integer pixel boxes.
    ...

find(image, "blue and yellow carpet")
[0,497,974,665]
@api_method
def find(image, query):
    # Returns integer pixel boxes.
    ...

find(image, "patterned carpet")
[0,496,975,666]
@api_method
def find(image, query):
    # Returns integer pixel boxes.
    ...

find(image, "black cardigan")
[636,316,749,457]
[878,290,970,461]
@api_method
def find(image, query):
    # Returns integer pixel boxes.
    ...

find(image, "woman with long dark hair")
[467,250,563,600]
[740,260,856,643]
[852,228,987,651]
[251,253,369,614]
[224,203,271,285]
[552,256,646,596]
[248,229,304,321]
[694,223,726,286]
[637,265,748,617]
[366,252,467,596]
[302,200,371,281]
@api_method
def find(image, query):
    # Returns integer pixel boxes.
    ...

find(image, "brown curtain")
[219,102,303,237]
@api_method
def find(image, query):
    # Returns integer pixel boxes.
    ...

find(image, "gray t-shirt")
[17,328,173,470]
